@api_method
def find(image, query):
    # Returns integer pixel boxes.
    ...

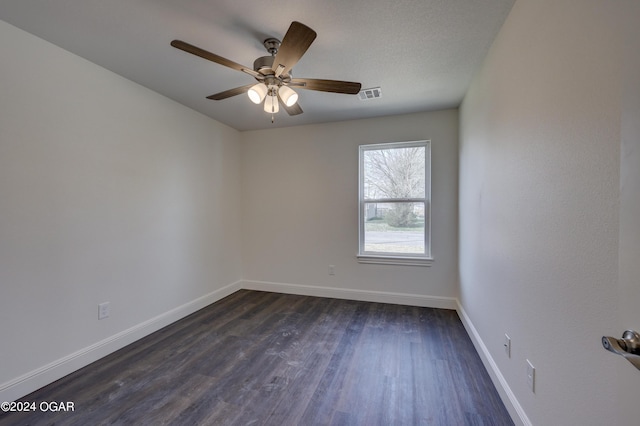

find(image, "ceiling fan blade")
[289,78,362,94]
[171,40,261,78]
[272,22,317,77]
[278,93,304,116]
[207,84,254,100]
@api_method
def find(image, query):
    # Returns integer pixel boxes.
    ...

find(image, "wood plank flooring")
[0,290,513,425]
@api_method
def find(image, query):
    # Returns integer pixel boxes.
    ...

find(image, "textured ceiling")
[0,0,514,131]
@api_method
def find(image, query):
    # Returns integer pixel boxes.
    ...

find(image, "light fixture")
[247,83,268,104]
[264,94,279,113]
[278,85,298,107]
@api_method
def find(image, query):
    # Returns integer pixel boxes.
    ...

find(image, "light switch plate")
[526,359,535,393]
[504,334,511,358]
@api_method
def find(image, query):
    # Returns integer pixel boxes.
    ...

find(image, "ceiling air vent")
[358,87,382,101]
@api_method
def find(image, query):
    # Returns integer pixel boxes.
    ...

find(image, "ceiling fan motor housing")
[254,56,275,74]
[254,57,293,83]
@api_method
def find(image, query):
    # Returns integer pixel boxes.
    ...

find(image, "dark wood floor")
[0,290,513,426]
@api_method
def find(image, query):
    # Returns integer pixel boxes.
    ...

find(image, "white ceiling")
[0,0,514,131]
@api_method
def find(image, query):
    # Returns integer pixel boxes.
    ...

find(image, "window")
[358,140,432,266]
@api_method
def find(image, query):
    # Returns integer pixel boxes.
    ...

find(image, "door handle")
[602,330,640,370]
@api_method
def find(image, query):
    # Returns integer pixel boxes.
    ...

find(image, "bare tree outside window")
[364,146,425,227]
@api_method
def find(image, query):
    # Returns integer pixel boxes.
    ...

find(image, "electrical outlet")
[328,265,335,275]
[98,302,110,320]
[504,334,511,358]
[526,359,535,393]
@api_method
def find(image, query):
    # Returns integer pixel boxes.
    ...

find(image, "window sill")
[357,254,433,267]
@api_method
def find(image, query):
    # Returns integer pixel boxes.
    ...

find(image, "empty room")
[1,1,638,425]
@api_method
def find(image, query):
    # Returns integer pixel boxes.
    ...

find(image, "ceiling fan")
[171,21,362,120]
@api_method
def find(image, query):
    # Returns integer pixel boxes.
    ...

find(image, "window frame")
[357,140,433,266]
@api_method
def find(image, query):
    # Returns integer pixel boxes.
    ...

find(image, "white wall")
[459,0,630,424]
[0,21,243,401]
[240,110,458,305]
[616,0,640,421]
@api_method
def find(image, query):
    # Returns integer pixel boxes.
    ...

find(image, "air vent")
[358,87,382,101]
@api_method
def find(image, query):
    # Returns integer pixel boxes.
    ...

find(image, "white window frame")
[357,140,433,266]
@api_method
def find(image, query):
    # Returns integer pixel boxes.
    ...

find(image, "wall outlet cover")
[98,302,110,320]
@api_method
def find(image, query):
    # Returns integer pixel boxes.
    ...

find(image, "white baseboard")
[456,301,531,426]
[241,279,458,310]
[0,280,242,403]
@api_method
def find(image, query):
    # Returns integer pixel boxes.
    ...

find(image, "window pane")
[363,202,425,254]
[363,146,425,200]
